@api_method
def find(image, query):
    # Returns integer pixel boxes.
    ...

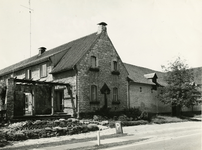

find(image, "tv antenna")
[21,0,34,57]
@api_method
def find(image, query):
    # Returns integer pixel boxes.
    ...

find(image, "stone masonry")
[77,27,128,113]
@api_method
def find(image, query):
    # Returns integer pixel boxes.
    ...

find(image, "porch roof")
[13,78,71,87]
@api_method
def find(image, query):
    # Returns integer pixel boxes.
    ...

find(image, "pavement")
[31,121,202,150]
[1,121,201,150]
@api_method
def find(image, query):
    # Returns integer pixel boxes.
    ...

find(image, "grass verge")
[0,133,130,150]
[70,138,149,150]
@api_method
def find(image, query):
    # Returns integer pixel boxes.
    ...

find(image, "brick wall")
[76,31,128,113]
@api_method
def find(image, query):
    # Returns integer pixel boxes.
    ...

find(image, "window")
[111,60,120,75]
[91,56,97,68]
[140,87,142,92]
[26,69,32,79]
[113,88,118,101]
[91,85,97,101]
[113,61,118,71]
[89,56,99,72]
[40,64,47,77]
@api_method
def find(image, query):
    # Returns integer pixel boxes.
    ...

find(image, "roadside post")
[115,121,123,134]
[97,131,100,145]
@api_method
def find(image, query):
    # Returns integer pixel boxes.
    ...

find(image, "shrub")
[122,120,148,126]
[123,107,142,120]
[24,129,42,139]
[0,131,8,147]
[118,115,129,121]
[6,131,27,141]
[87,124,99,131]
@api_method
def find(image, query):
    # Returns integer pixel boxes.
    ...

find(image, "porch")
[4,78,76,121]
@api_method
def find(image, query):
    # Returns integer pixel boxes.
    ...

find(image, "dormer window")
[40,64,47,78]
[89,56,99,72]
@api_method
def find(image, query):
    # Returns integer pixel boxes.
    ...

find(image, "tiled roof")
[0,32,100,76]
[124,63,167,86]
[51,32,100,74]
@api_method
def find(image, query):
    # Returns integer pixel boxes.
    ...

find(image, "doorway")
[24,93,33,115]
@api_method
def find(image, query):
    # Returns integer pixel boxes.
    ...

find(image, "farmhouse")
[0,22,201,121]
[0,22,128,120]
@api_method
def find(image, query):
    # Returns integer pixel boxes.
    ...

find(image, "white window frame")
[40,64,47,78]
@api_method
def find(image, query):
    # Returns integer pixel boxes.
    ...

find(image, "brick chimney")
[38,47,46,56]
[97,22,107,34]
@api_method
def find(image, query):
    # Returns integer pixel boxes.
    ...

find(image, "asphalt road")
[104,127,201,150]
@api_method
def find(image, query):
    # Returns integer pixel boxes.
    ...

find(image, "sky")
[0,0,201,71]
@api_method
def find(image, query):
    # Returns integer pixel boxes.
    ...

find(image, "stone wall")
[76,31,128,113]
[53,70,77,115]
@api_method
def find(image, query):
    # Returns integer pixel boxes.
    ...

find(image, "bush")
[87,124,99,131]
[24,129,42,139]
[118,115,129,121]
[0,131,8,147]
[6,131,27,141]
[122,120,148,126]
[123,107,142,120]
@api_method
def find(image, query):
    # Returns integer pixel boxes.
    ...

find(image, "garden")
[0,107,190,147]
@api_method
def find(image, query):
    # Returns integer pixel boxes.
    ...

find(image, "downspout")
[127,80,130,108]
[74,65,79,118]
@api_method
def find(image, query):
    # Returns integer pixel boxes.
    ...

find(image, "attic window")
[89,56,99,72]
[91,56,97,68]
[113,61,118,71]
[111,60,120,75]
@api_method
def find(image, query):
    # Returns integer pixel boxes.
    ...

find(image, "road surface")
[104,122,201,150]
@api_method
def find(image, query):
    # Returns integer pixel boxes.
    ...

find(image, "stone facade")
[76,30,128,113]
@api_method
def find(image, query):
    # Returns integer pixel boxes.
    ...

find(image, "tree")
[158,57,200,116]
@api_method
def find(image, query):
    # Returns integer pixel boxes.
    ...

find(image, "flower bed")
[1,118,100,142]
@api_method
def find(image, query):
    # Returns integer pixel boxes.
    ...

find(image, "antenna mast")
[21,0,33,57]
[29,0,31,57]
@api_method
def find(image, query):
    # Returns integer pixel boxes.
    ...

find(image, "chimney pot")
[38,47,46,56]
[97,22,107,34]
